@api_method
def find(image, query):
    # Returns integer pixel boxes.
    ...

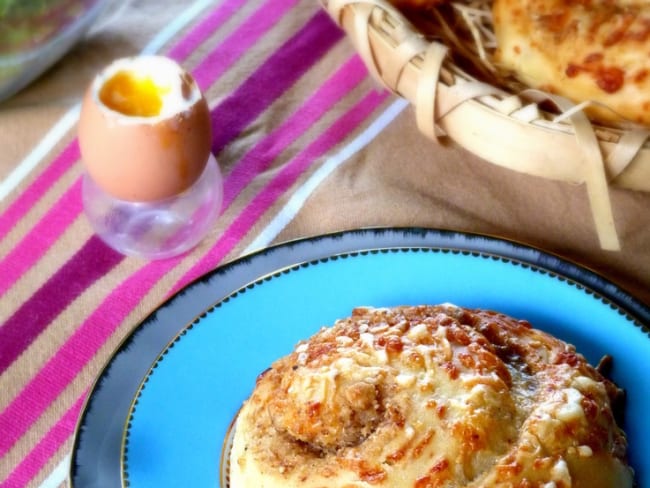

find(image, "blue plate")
[69,228,650,488]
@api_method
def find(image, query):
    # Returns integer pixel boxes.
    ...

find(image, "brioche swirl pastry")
[492,0,650,125]
[229,304,633,487]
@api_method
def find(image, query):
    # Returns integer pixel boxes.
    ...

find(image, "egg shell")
[78,67,212,202]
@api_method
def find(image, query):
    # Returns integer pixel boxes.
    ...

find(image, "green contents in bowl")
[0,0,88,56]
[0,0,106,101]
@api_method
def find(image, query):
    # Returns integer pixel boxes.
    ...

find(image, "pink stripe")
[208,11,342,157]
[0,179,82,298]
[175,89,390,292]
[1,393,86,488]
[192,0,300,91]
[167,0,247,61]
[0,87,387,464]
[222,55,367,208]
[0,142,79,242]
[0,257,180,457]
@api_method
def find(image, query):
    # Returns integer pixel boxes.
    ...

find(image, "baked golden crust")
[229,305,633,487]
[492,0,650,125]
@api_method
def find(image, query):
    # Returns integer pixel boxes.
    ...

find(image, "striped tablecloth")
[1,0,650,486]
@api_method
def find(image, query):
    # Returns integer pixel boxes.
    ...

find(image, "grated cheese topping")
[230,304,633,487]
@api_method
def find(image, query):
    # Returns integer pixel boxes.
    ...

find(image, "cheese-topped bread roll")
[492,0,650,125]
[229,304,633,487]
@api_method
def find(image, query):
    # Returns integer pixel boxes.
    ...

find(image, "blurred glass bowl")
[0,0,109,102]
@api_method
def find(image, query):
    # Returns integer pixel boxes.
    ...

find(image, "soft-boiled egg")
[78,55,212,202]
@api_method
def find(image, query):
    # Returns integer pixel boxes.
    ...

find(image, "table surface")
[1,0,649,487]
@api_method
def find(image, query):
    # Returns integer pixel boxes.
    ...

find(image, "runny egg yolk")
[98,70,170,117]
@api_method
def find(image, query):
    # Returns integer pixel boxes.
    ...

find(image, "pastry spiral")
[390,0,650,125]
[229,304,634,487]
[492,0,650,125]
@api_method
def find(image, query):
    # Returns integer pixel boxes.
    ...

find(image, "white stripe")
[244,97,409,254]
[1,0,213,205]
[141,0,213,55]
[28,4,214,487]
[38,454,69,488]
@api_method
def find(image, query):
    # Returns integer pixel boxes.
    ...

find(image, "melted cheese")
[492,0,650,125]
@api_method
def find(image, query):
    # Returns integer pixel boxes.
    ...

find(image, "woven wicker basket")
[321,0,650,250]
